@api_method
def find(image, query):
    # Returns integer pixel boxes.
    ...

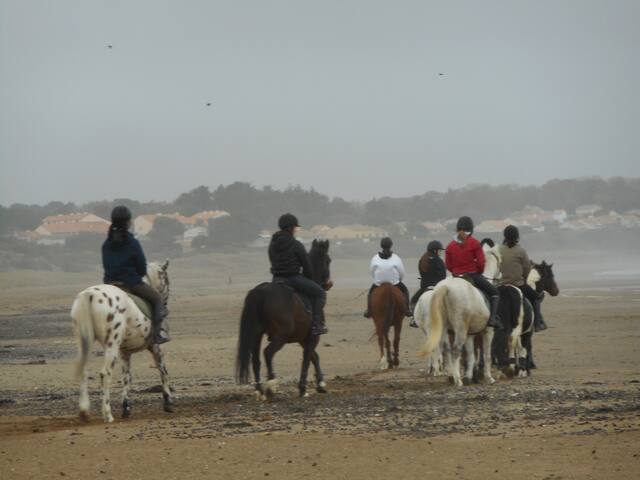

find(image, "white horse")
[419,277,495,387]
[71,261,173,422]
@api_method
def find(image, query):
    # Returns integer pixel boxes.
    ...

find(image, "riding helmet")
[380,237,393,250]
[278,213,300,230]
[456,216,474,233]
[427,240,444,252]
[503,224,519,242]
[111,205,132,224]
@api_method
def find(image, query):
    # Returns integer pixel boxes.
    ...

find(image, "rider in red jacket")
[445,216,502,330]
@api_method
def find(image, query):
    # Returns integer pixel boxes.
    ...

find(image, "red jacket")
[445,236,485,275]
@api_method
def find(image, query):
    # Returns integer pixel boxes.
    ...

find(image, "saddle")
[271,278,313,314]
[109,284,153,319]
[453,274,490,309]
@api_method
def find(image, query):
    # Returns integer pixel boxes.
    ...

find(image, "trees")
[148,217,184,247]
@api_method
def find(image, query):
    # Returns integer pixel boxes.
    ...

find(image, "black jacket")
[418,253,446,289]
[269,231,312,278]
[102,232,147,286]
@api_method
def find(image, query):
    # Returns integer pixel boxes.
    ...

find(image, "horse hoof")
[122,409,131,419]
[462,377,471,386]
[163,402,174,413]
[448,377,455,385]
[316,385,328,394]
[79,411,90,422]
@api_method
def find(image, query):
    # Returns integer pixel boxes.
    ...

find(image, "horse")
[71,260,173,423]
[235,239,332,399]
[521,260,559,369]
[413,288,445,376]
[419,276,495,387]
[370,283,405,370]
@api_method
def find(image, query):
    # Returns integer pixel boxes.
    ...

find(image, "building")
[33,212,110,244]
[134,210,229,236]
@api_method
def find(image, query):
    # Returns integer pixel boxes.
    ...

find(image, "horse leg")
[264,337,285,399]
[252,335,264,399]
[516,336,529,377]
[299,336,319,398]
[441,339,453,382]
[100,345,118,423]
[523,332,535,369]
[482,329,496,384]
[377,330,388,370]
[78,356,91,421]
[385,333,392,369]
[149,345,173,413]
[392,323,401,368]
[450,333,464,387]
[120,352,132,418]
[463,336,476,385]
[311,351,327,393]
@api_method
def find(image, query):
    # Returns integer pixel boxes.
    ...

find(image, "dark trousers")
[129,283,164,327]
[279,275,326,322]
[468,273,498,298]
[518,283,539,305]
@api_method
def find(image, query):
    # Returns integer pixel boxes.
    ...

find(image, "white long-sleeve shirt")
[370,253,405,286]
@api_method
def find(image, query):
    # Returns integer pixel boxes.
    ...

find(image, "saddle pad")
[127,293,153,319]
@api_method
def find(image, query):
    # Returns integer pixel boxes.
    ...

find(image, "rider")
[408,240,447,327]
[498,225,548,332]
[363,237,412,319]
[101,206,170,344]
[445,216,502,330]
[268,213,328,335]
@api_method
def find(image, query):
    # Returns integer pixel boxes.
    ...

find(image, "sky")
[0,1,638,205]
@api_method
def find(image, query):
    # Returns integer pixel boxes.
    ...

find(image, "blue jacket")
[102,233,147,286]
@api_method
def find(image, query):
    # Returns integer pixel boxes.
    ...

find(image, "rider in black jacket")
[268,213,328,335]
[409,240,447,327]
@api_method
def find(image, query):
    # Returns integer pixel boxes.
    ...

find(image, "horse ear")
[162,259,169,271]
[549,263,553,268]
[312,239,318,246]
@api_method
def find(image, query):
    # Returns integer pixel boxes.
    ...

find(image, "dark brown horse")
[371,283,405,369]
[235,239,332,398]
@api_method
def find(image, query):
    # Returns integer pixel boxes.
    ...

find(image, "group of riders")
[101,207,547,346]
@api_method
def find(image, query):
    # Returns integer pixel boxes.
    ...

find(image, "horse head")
[145,259,171,303]
[309,239,332,290]
[532,261,559,297]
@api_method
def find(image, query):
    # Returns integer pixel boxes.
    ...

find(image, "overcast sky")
[1,1,638,205]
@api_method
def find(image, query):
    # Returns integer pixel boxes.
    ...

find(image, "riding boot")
[533,299,548,332]
[311,310,328,336]
[363,289,373,318]
[402,288,413,318]
[487,295,503,330]
[153,306,171,345]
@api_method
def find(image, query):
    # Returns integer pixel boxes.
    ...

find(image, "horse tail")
[420,285,447,357]
[383,285,396,336]
[236,287,264,384]
[71,291,95,380]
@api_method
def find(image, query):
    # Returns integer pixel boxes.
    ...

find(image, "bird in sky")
[438,72,444,76]
[206,102,212,107]
[107,45,113,49]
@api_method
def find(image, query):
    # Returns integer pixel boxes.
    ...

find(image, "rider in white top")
[364,237,413,318]
[370,252,405,285]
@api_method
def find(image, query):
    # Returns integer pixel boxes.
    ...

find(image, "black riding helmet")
[380,237,393,250]
[278,213,300,231]
[111,205,132,225]
[427,240,444,252]
[456,216,474,234]
[504,224,519,242]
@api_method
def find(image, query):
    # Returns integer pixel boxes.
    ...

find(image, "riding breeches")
[279,275,326,319]
[467,273,498,298]
[128,283,164,326]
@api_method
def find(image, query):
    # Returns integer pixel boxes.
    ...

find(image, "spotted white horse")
[71,261,173,422]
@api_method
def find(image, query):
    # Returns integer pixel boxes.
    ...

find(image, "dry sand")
[1,253,639,479]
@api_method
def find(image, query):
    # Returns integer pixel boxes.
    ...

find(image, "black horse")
[492,261,559,374]
[236,239,332,398]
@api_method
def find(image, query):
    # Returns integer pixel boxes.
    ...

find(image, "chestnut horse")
[371,283,405,369]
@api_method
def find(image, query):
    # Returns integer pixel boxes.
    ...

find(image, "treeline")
[1,177,639,235]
